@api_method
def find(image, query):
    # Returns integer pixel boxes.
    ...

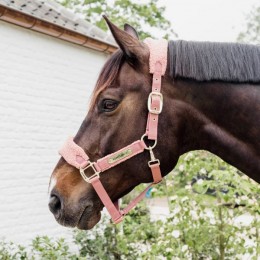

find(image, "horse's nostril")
[48,194,61,215]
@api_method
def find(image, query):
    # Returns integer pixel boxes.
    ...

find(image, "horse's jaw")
[77,206,102,230]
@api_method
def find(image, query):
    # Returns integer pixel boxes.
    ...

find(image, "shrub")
[0,236,76,260]
[0,241,28,260]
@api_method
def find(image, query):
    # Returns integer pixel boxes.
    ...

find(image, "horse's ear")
[103,16,145,61]
[124,24,139,39]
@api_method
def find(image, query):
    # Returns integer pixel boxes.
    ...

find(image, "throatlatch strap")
[150,163,162,184]
[120,184,154,215]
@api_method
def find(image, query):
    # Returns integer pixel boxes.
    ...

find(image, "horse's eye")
[101,99,118,112]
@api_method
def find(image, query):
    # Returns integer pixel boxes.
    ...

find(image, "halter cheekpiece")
[59,38,168,224]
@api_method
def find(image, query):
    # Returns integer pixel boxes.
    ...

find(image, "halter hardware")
[148,147,160,167]
[147,92,163,114]
[59,38,168,224]
[80,163,100,183]
[141,134,157,150]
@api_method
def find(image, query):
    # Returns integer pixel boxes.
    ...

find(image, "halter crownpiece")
[144,38,168,75]
[59,38,168,224]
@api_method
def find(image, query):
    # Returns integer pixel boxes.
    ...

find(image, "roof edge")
[0,4,118,54]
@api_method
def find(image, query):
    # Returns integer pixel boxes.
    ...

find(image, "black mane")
[168,40,260,83]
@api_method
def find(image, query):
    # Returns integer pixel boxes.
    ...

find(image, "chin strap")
[59,38,168,224]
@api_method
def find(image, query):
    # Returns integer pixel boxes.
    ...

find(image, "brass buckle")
[80,163,100,183]
[147,92,163,114]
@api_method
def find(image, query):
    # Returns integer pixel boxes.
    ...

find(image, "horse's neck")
[167,79,260,182]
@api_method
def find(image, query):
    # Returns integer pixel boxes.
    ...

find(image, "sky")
[158,0,259,42]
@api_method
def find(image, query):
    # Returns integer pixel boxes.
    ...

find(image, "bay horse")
[49,17,260,230]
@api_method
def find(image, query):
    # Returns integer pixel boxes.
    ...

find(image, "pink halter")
[59,38,168,224]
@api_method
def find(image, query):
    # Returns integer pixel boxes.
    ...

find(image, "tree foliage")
[56,0,175,39]
[237,6,260,44]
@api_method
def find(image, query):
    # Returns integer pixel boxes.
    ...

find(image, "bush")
[0,241,28,260]
[74,203,161,259]
[146,151,260,259]
[0,236,76,260]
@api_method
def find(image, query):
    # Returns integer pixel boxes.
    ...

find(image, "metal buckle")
[147,147,160,166]
[147,92,163,114]
[80,162,100,183]
[148,159,160,167]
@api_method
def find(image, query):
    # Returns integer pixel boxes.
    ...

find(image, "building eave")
[0,4,118,54]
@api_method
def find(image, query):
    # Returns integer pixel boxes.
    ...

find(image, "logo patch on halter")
[108,149,132,164]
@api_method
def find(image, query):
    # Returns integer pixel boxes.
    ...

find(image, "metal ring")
[141,134,157,150]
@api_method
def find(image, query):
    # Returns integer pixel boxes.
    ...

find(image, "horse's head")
[49,18,180,229]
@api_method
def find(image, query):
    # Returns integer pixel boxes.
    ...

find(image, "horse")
[49,17,260,230]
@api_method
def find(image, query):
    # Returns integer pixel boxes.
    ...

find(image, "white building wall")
[0,21,108,244]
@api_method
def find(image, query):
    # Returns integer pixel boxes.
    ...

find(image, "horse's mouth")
[77,205,102,230]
